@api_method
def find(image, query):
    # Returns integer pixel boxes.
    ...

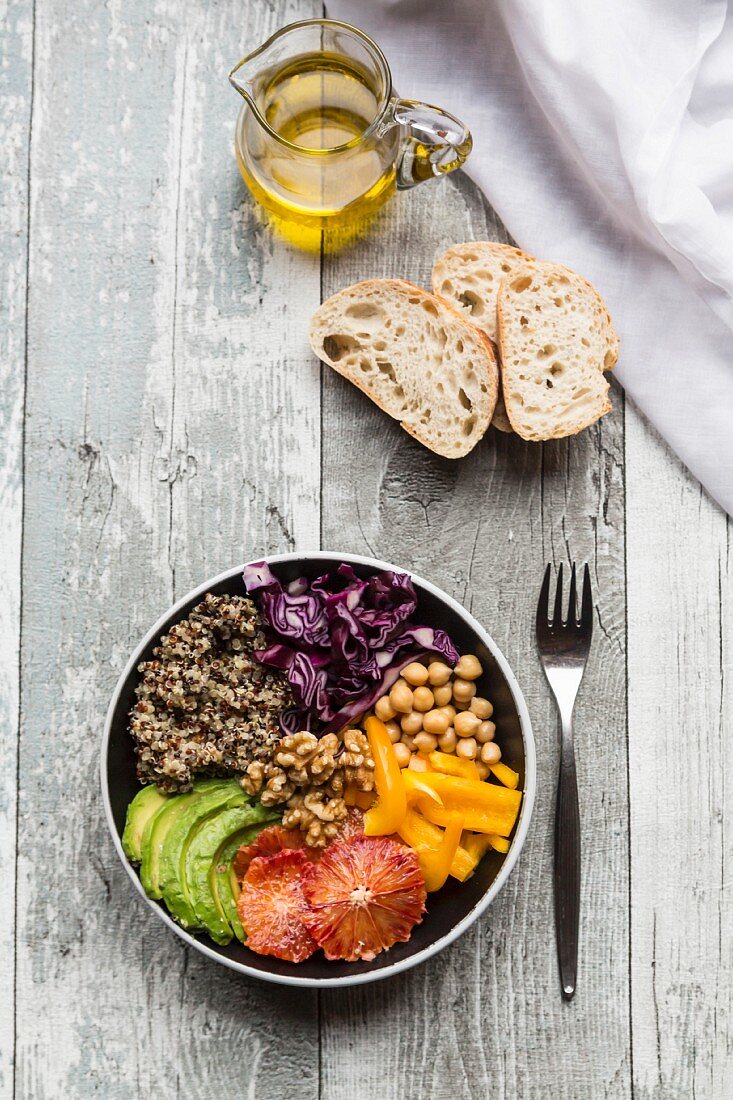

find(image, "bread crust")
[497,260,614,440]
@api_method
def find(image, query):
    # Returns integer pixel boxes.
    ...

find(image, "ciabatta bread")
[497,261,618,440]
[309,279,499,458]
[432,242,534,432]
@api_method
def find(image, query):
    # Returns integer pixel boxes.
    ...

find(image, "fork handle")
[554,739,581,1000]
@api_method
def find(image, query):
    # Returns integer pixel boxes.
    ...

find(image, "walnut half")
[238,727,375,843]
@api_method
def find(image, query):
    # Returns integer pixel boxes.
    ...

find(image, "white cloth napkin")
[329,0,733,516]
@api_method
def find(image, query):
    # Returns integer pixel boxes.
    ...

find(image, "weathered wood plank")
[0,0,33,1094]
[319,173,630,1099]
[16,1,320,1097]
[626,411,733,1100]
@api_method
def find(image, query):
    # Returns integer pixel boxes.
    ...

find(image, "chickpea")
[440,704,457,723]
[384,720,401,744]
[427,661,452,687]
[389,679,414,714]
[375,695,396,722]
[454,654,483,680]
[412,686,435,713]
[438,727,457,753]
[422,708,450,736]
[454,710,481,738]
[414,731,438,753]
[456,737,478,760]
[476,720,496,744]
[452,678,477,705]
[400,733,416,751]
[401,710,423,735]
[470,696,493,720]
[409,753,430,773]
[480,741,502,765]
[393,742,411,768]
[476,761,490,780]
[433,683,453,707]
[402,661,429,687]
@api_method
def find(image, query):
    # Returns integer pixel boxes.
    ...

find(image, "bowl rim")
[101,550,536,988]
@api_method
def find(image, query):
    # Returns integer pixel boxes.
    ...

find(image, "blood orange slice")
[303,834,426,961]
[237,849,317,963]
[233,825,318,883]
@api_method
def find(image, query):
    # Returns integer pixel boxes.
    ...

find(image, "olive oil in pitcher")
[235,52,398,241]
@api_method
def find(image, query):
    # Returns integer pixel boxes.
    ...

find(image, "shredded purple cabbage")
[243,561,460,734]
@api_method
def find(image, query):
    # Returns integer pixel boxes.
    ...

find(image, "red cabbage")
[243,561,460,734]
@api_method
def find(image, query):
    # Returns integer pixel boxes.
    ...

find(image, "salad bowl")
[101,551,536,988]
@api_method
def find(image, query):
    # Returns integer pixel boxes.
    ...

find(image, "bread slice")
[432,243,619,438]
[497,261,617,440]
[432,242,535,433]
[309,279,499,458]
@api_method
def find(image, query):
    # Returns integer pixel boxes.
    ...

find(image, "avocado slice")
[187,804,277,944]
[140,779,230,900]
[159,781,246,930]
[122,786,168,862]
[215,819,277,943]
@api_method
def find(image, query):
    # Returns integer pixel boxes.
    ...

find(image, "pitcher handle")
[387,98,472,190]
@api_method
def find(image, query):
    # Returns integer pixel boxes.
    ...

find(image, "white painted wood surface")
[1,1,32,1091]
[1,1,731,1097]
[626,422,733,1100]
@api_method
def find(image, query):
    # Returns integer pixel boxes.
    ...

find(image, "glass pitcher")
[229,19,472,248]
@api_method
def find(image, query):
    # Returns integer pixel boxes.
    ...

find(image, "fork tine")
[580,563,593,634]
[553,563,564,626]
[567,563,577,626]
[536,563,552,629]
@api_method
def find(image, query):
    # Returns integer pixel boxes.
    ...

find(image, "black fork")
[536,563,594,1000]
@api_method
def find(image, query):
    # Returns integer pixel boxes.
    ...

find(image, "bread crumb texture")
[432,242,533,342]
[498,262,617,441]
[310,279,498,459]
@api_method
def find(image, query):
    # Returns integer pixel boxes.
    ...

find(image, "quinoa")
[129,592,293,792]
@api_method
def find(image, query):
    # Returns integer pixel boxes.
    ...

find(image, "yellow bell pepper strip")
[363,717,407,835]
[488,834,511,854]
[401,769,443,807]
[397,808,475,882]
[461,831,493,865]
[462,831,510,861]
[489,762,520,790]
[457,830,510,876]
[344,783,376,811]
[417,797,466,830]
[414,771,522,836]
[418,813,464,892]
[428,750,480,781]
[416,799,511,849]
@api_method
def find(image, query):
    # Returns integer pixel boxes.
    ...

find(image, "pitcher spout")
[228,54,258,104]
[228,62,251,101]
[229,23,293,103]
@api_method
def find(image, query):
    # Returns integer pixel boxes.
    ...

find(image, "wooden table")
[2,2,731,1097]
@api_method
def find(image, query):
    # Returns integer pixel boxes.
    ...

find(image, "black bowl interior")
[105,556,529,981]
